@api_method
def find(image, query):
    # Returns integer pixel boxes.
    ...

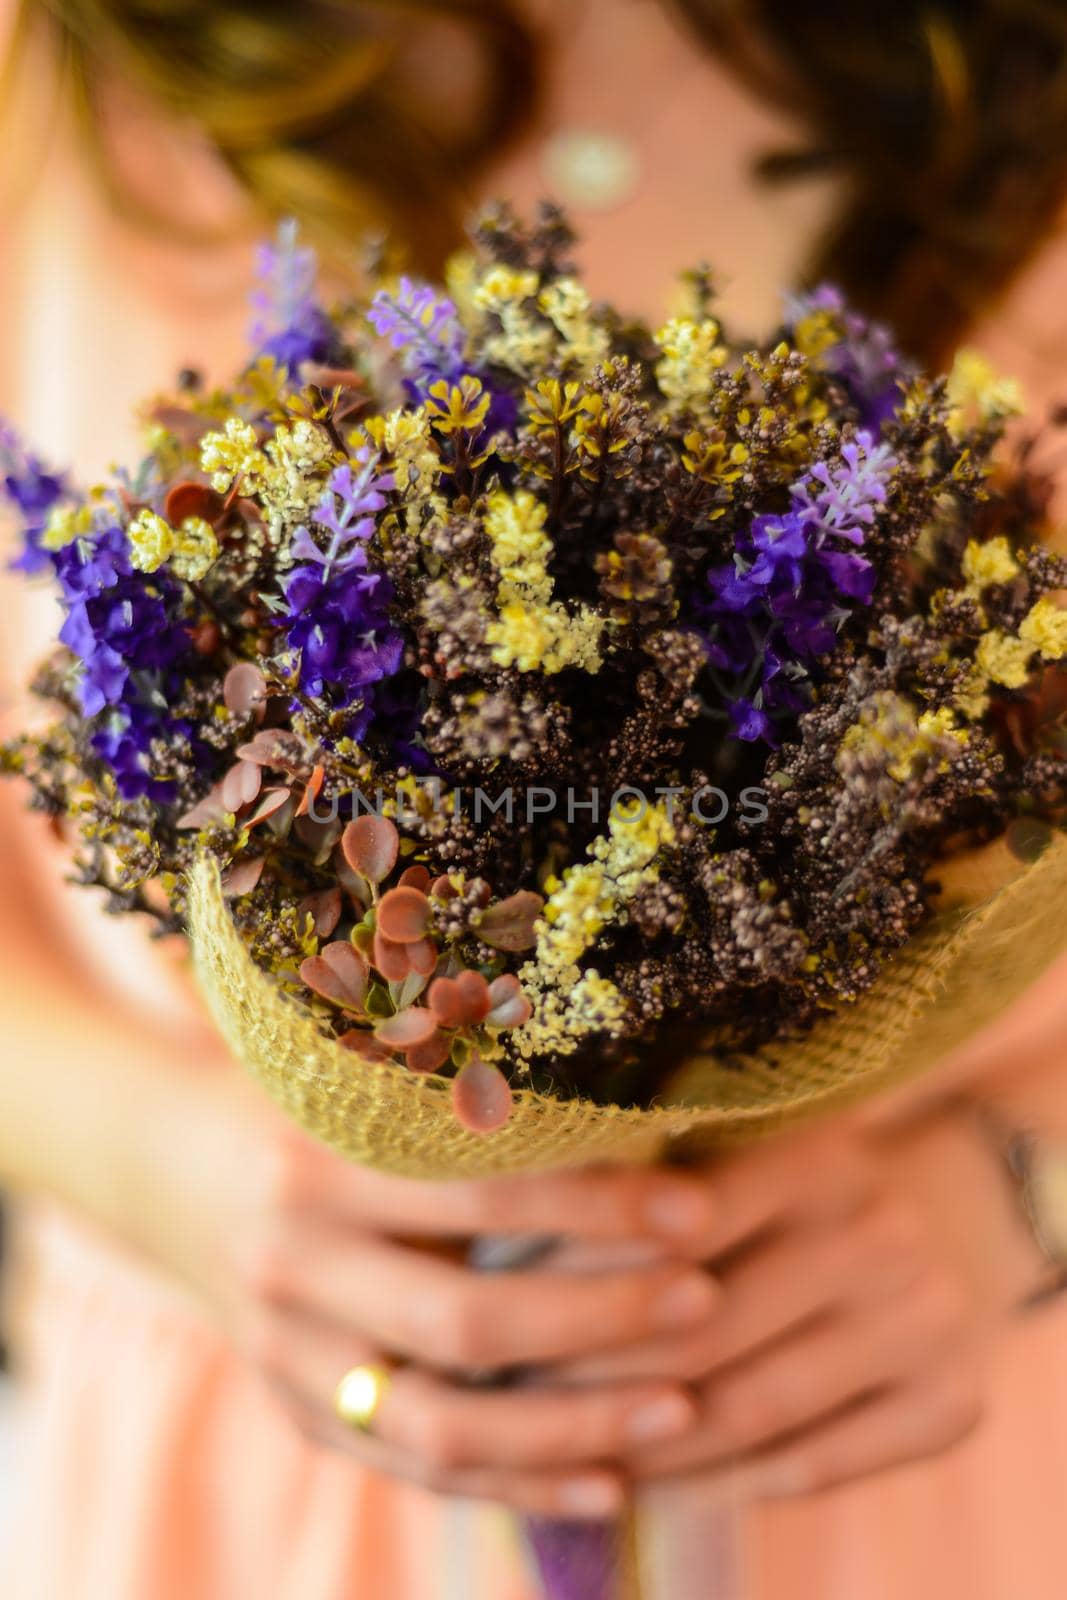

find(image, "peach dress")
[3,5,1067,1597]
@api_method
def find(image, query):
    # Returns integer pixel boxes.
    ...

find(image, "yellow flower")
[512,801,675,1059]
[568,971,627,1030]
[954,669,991,721]
[127,509,175,573]
[525,379,585,430]
[425,376,491,435]
[237,356,289,412]
[484,488,553,600]
[840,693,967,783]
[486,601,554,674]
[40,504,94,551]
[655,317,728,414]
[367,409,441,494]
[538,278,610,372]
[974,628,1033,689]
[269,419,333,475]
[680,429,749,506]
[792,309,841,362]
[471,266,555,375]
[199,417,264,493]
[486,599,603,675]
[1019,596,1067,661]
[170,516,219,582]
[961,536,1020,595]
[443,248,479,322]
[472,266,540,311]
[946,349,1024,437]
[481,488,603,674]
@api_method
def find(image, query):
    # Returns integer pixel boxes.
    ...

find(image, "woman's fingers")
[286,1398,627,1519]
[700,1366,982,1502]
[257,1299,698,1470]
[627,1274,967,1480]
[257,1223,719,1371]
[375,1369,697,1470]
[554,1197,925,1385]
[284,1149,719,1247]
[683,1125,875,1259]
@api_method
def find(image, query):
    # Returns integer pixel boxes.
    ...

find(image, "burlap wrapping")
[187,836,1067,1179]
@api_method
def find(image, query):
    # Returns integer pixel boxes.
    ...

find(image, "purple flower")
[283,455,405,734]
[51,521,191,799]
[90,702,192,802]
[3,432,195,796]
[367,279,517,434]
[703,431,895,741]
[367,278,466,381]
[249,220,337,370]
[729,696,773,743]
[1,422,69,574]
[788,286,911,431]
[290,454,396,574]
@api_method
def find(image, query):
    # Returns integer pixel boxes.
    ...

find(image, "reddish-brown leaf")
[427,976,466,1028]
[338,1029,394,1063]
[177,783,229,830]
[427,969,491,1027]
[294,814,341,864]
[473,891,543,952]
[244,786,292,829]
[452,1055,512,1133]
[235,729,303,771]
[300,941,368,1012]
[405,1029,451,1074]
[455,969,492,1023]
[221,759,262,813]
[223,662,267,718]
[220,855,266,897]
[375,1006,439,1050]
[336,849,373,910]
[165,481,225,527]
[486,973,532,1029]
[190,621,222,655]
[377,885,431,944]
[406,937,438,978]
[298,887,342,938]
[398,864,432,892]
[295,765,326,818]
[373,929,411,981]
[341,815,399,883]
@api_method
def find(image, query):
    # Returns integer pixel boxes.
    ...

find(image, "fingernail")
[654,1272,717,1330]
[558,1477,625,1518]
[644,1182,714,1239]
[624,1393,695,1444]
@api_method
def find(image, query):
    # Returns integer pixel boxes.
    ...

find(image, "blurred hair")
[7,0,538,272]
[9,0,1067,359]
[677,0,1067,363]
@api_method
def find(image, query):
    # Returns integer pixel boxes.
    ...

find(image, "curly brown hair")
[683,0,1067,363]
[11,0,1067,362]
[8,0,539,273]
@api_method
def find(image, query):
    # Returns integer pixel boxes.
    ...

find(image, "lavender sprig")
[250,219,336,370]
[702,431,897,741]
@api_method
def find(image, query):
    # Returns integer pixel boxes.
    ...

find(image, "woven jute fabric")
[187,835,1067,1180]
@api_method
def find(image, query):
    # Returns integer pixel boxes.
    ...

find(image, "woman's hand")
[138,1065,726,1517]
[553,1111,1050,1499]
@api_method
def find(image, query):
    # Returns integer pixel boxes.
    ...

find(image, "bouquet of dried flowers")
[3,204,1067,1600]
[3,207,1066,1139]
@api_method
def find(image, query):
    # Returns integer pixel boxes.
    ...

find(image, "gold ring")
[334,1363,393,1432]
